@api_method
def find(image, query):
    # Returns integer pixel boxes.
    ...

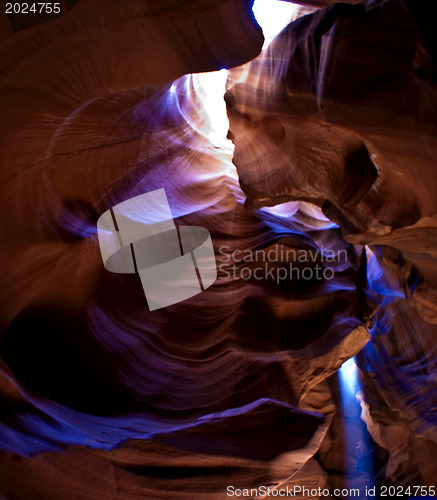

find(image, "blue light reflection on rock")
[338,357,375,499]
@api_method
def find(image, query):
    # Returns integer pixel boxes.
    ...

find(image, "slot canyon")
[0,0,436,498]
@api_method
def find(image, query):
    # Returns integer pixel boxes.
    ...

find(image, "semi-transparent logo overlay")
[97,188,217,311]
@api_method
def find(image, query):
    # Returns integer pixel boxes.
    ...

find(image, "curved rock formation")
[1,0,436,498]
[227,0,437,491]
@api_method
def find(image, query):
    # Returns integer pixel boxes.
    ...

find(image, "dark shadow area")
[0,304,133,415]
